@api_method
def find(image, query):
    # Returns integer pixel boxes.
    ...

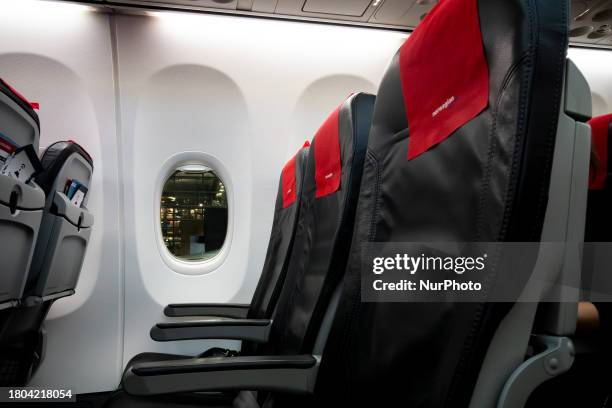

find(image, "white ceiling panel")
[570,0,612,47]
[370,0,436,28]
[56,0,612,49]
[251,0,277,13]
[274,0,379,22]
[112,0,238,11]
[303,0,372,17]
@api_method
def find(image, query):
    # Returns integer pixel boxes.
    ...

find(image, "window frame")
[154,151,233,276]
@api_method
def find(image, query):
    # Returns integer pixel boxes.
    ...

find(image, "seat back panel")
[0,81,43,307]
[27,141,94,299]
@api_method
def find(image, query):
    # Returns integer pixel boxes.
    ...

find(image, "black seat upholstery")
[310,1,578,406]
[247,141,311,323]
[261,92,374,358]
[116,92,375,403]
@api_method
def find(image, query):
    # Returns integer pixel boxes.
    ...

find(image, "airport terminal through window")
[160,165,228,262]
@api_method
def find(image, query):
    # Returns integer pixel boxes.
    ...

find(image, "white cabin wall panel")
[0,1,122,394]
[569,48,612,116]
[115,11,407,365]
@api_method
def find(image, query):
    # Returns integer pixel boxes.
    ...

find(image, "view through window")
[160,165,228,261]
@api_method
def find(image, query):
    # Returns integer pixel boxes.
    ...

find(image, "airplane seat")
[0,78,44,311]
[27,140,94,301]
[309,0,592,407]
[0,79,44,386]
[0,141,94,386]
[111,92,375,406]
[125,141,311,370]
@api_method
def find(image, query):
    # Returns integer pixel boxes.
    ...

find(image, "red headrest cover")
[281,140,310,208]
[314,102,344,198]
[399,0,489,160]
[589,113,612,190]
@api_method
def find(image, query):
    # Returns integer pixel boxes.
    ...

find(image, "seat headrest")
[399,0,489,160]
[36,140,93,195]
[282,140,310,208]
[369,0,569,242]
[589,113,612,190]
[314,102,343,198]
[313,93,375,199]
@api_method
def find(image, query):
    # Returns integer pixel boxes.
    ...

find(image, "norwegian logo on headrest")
[314,102,343,198]
[588,113,612,190]
[281,140,310,208]
[400,0,489,160]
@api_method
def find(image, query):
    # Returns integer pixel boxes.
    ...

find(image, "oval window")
[160,165,228,262]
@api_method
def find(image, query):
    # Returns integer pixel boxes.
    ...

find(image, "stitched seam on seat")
[474,51,530,242]
[366,150,382,242]
[342,150,380,397]
[444,0,537,405]
[529,1,567,241]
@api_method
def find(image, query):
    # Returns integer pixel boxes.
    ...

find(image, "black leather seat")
[113,92,375,406]
[311,0,589,406]
[126,141,310,370]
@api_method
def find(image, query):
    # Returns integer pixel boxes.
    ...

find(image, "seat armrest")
[164,303,250,318]
[123,355,320,396]
[150,319,272,343]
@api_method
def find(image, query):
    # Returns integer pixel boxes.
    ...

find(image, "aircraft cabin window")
[160,165,228,262]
